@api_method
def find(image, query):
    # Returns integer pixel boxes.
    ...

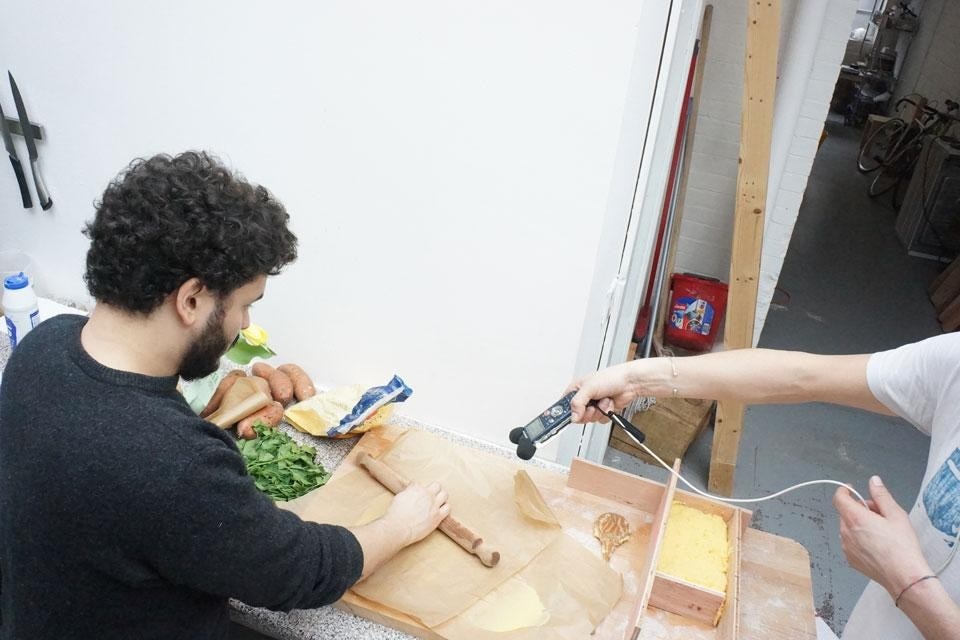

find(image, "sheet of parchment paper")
[436,533,622,639]
[284,429,563,627]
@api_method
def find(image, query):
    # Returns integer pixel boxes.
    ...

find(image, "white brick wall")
[894,0,960,108]
[671,0,857,343]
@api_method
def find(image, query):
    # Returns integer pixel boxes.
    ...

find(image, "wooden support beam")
[709,0,781,496]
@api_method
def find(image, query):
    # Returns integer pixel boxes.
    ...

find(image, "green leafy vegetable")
[238,423,331,501]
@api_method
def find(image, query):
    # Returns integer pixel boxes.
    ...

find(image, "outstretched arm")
[570,349,892,423]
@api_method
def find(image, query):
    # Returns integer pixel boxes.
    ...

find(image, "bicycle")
[857,95,960,208]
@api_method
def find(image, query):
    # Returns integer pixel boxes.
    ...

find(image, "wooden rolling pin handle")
[356,451,500,568]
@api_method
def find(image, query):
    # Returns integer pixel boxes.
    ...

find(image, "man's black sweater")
[0,315,364,639]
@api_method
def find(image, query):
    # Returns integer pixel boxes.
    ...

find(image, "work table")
[231,419,569,640]
[0,303,817,640]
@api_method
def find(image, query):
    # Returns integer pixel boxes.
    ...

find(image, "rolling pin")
[355,451,501,568]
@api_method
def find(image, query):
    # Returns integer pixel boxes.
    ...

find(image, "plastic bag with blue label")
[328,375,412,437]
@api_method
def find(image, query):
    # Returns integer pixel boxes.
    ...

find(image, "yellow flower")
[240,324,269,346]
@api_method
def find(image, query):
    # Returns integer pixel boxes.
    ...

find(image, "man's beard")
[178,301,232,380]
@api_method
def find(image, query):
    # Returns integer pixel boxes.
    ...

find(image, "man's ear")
[173,277,210,327]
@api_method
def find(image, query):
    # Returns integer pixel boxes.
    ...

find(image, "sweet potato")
[236,422,258,440]
[236,401,285,434]
[199,370,245,418]
[251,362,275,379]
[268,371,294,405]
[251,362,294,405]
[248,375,271,398]
[277,364,316,401]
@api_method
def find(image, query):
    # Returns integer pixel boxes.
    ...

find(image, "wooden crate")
[649,488,742,631]
[568,457,747,640]
[609,397,714,465]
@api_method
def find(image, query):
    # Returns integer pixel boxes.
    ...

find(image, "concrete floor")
[604,118,943,633]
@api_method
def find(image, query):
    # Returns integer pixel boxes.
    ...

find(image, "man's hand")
[382,482,450,547]
[351,481,450,579]
[833,475,932,597]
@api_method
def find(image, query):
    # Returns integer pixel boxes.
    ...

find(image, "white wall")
[0,1,661,450]
[755,0,858,334]
[670,0,857,342]
[892,0,960,108]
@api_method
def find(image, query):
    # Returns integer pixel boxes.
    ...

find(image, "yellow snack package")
[284,384,395,438]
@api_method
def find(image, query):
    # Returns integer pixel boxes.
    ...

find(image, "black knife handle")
[29,158,52,211]
[9,155,31,208]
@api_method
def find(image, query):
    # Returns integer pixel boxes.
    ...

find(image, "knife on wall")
[8,72,52,210]
[0,99,31,208]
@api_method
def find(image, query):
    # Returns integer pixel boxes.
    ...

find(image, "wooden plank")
[626,459,680,640]
[655,4,715,346]
[650,573,725,626]
[718,503,742,640]
[939,294,960,332]
[739,528,817,639]
[929,257,960,295]
[931,259,960,310]
[711,0,781,496]
[568,456,665,513]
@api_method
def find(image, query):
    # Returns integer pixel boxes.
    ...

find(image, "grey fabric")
[0,315,363,639]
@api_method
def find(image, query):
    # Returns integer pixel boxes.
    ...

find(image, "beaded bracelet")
[895,575,937,608]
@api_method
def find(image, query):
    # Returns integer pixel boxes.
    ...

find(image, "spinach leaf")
[239,423,331,501]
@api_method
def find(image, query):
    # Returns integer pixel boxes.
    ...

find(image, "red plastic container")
[664,273,728,352]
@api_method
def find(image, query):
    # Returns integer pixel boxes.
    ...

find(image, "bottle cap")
[3,272,30,291]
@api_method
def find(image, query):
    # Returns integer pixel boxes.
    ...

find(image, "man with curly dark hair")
[0,152,449,640]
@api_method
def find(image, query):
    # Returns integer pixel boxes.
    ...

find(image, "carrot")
[236,401,284,434]
[199,370,245,418]
[277,364,316,401]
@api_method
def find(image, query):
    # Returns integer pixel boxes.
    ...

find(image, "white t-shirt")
[842,332,960,639]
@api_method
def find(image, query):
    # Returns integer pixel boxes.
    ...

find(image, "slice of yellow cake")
[656,501,729,594]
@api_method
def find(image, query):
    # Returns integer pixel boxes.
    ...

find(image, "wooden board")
[628,459,680,639]
[316,426,814,639]
[929,257,960,296]
[930,259,960,312]
[711,0,781,496]
[938,294,960,332]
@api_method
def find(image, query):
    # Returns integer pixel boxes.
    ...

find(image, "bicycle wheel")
[858,119,905,172]
[869,165,900,197]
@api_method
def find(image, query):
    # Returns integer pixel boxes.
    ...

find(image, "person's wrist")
[642,357,676,398]
[894,573,939,609]
[885,560,934,600]
[379,509,416,547]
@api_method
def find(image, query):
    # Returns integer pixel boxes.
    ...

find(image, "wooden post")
[709,0,781,495]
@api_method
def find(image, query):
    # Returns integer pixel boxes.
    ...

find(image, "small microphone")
[516,437,537,461]
[508,427,525,445]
